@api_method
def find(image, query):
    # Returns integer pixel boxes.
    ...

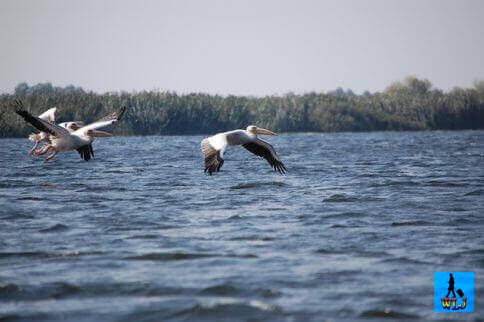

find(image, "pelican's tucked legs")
[28,141,39,155]
[44,148,59,163]
[34,145,52,156]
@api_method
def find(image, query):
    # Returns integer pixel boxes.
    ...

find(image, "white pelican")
[13,100,125,163]
[27,107,57,154]
[32,121,86,157]
[201,125,286,175]
[29,111,86,155]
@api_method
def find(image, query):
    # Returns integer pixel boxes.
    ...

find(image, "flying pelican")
[32,121,86,156]
[201,125,286,175]
[27,107,57,154]
[13,100,125,163]
[28,108,86,155]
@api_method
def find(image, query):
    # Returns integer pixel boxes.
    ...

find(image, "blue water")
[0,131,483,321]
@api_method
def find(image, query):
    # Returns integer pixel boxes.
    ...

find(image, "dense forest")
[1,76,483,137]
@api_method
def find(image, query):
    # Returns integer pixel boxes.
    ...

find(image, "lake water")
[0,131,483,321]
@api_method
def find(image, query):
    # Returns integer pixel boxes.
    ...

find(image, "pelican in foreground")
[13,100,125,163]
[201,125,286,175]
[28,108,86,155]
[32,121,86,156]
[27,107,57,154]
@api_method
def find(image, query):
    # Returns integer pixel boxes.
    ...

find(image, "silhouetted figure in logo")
[446,273,456,298]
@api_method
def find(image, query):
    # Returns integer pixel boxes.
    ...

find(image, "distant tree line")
[1,76,483,138]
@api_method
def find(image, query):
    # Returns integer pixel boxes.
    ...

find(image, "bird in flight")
[13,100,125,163]
[201,125,286,175]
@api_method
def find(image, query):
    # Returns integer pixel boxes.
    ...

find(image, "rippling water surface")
[1,131,483,321]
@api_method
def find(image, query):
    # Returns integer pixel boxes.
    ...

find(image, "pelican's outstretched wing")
[13,100,70,137]
[77,106,126,133]
[38,107,57,123]
[243,138,286,174]
[201,138,225,175]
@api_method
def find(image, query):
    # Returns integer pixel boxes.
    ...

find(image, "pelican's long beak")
[255,127,277,136]
[91,130,112,137]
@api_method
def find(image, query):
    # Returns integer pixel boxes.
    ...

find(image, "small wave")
[0,179,35,189]
[124,252,218,261]
[230,235,259,241]
[0,281,82,301]
[125,234,160,240]
[380,256,429,266]
[229,235,275,242]
[198,284,239,296]
[198,284,280,298]
[360,308,419,319]
[0,283,23,300]
[369,180,420,187]
[330,224,348,228]
[324,212,367,219]
[211,215,246,225]
[315,248,344,254]
[124,252,257,261]
[460,248,484,255]
[360,172,380,178]
[358,250,390,258]
[426,180,467,187]
[144,182,161,187]
[446,207,467,212]
[78,186,128,192]
[16,196,44,201]
[0,251,104,260]
[226,253,258,258]
[360,196,385,202]
[391,220,431,227]
[262,236,275,241]
[323,194,358,203]
[0,281,193,302]
[229,182,287,190]
[1,212,36,220]
[464,189,482,196]
[103,170,131,174]
[37,183,60,190]
[0,251,50,259]
[170,299,281,320]
[39,224,70,233]
[104,226,143,232]
[172,182,191,187]
[446,217,478,226]
[0,313,52,321]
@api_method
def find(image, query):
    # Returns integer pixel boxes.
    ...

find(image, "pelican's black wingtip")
[116,106,126,121]
[11,99,25,113]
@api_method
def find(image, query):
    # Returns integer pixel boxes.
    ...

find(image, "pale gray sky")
[1,0,483,95]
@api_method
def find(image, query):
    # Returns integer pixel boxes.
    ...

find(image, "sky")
[1,0,483,96]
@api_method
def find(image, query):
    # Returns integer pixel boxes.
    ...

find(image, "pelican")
[27,107,57,154]
[32,121,86,156]
[13,100,125,163]
[29,111,86,155]
[201,125,286,175]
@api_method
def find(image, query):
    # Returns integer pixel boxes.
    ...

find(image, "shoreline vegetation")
[1,77,483,138]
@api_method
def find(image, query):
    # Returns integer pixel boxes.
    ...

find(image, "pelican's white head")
[246,125,277,136]
[67,122,81,132]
